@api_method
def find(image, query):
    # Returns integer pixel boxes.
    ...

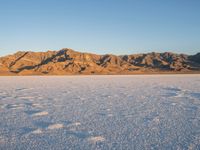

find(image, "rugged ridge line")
[0,48,200,75]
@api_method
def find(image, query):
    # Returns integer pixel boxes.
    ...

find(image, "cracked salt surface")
[88,136,105,143]
[0,75,200,150]
[47,123,64,130]
[31,111,49,117]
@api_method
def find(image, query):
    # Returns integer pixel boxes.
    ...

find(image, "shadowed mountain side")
[0,48,200,75]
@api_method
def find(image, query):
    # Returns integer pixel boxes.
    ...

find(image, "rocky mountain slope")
[0,48,200,75]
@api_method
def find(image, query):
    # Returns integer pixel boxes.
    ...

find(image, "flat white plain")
[0,75,200,150]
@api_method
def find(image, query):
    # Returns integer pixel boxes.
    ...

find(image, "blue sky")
[0,0,200,56]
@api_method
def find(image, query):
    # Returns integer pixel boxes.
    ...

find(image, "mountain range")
[0,48,200,75]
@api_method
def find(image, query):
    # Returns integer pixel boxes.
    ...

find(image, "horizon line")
[0,48,199,57]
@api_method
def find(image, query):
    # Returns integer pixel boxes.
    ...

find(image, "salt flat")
[0,75,200,150]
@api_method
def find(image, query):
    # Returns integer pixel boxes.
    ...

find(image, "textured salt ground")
[0,75,200,150]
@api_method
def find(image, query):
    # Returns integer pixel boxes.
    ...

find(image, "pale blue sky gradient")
[0,0,200,56]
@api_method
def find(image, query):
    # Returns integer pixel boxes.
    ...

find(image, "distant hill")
[0,48,200,75]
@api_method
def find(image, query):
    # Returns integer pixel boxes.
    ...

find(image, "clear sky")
[0,0,200,56]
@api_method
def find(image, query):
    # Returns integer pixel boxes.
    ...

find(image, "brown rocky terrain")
[0,48,200,75]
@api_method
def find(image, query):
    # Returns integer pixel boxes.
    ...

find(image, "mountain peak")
[0,49,199,75]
